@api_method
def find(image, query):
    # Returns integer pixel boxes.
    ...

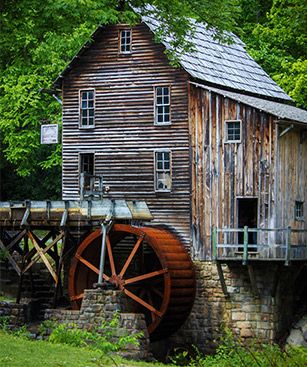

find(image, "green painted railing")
[212,226,307,265]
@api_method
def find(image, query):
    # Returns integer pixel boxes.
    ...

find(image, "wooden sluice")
[0,200,196,339]
[0,199,152,305]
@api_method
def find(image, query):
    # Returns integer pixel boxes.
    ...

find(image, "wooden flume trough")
[0,200,196,340]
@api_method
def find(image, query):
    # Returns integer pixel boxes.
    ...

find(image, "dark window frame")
[154,150,172,192]
[225,120,242,143]
[295,201,304,221]
[79,89,95,128]
[154,86,171,125]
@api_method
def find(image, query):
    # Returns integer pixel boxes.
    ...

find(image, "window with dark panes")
[80,153,94,175]
[155,87,170,124]
[80,153,94,190]
[120,29,132,53]
[225,120,241,142]
[155,150,171,191]
[295,201,304,220]
[80,90,95,127]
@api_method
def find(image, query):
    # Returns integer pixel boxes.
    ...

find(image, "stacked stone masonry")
[45,289,150,360]
[0,301,28,329]
[169,261,301,353]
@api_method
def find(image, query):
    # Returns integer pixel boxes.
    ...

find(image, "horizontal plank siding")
[62,24,191,246]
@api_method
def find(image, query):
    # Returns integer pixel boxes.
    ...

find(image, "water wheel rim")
[68,223,171,335]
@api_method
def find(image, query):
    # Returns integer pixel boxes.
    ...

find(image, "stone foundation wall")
[0,301,28,328]
[45,289,150,360]
[169,261,298,353]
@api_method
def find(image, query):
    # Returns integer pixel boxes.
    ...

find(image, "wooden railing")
[212,226,307,265]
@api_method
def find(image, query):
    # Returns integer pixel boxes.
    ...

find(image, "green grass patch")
[0,331,104,367]
[0,331,167,367]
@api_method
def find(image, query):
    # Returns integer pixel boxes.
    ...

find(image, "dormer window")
[80,90,95,128]
[120,29,132,53]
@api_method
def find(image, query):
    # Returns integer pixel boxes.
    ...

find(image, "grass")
[0,331,167,367]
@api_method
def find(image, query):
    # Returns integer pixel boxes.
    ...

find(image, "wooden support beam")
[23,232,64,273]
[27,231,58,284]
[216,262,230,298]
[270,264,281,298]
[6,230,27,251]
[242,226,248,265]
[0,238,21,276]
[247,265,259,298]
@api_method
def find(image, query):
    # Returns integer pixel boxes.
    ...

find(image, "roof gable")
[54,14,291,102]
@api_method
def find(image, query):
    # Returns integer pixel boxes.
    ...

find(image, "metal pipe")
[98,222,108,284]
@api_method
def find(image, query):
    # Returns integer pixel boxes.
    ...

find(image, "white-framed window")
[225,120,241,142]
[155,86,171,125]
[120,29,132,53]
[80,90,95,127]
[155,150,171,192]
[295,201,304,221]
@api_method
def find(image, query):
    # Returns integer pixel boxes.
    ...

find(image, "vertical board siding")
[190,85,307,259]
[62,24,191,246]
[277,128,307,243]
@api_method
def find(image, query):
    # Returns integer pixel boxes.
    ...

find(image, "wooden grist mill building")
[1,10,307,352]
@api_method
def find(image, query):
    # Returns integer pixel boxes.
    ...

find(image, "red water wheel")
[68,224,195,341]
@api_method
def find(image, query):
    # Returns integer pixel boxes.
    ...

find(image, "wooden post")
[212,227,217,260]
[285,226,291,266]
[243,226,248,265]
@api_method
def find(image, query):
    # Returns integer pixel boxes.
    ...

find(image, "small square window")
[120,29,132,53]
[80,90,95,127]
[155,150,171,191]
[295,201,304,221]
[225,120,241,142]
[155,87,171,125]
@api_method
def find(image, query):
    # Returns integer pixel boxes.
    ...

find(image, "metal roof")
[191,82,307,124]
[142,15,291,101]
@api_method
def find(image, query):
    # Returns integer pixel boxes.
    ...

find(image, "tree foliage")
[0,0,306,199]
[238,0,307,108]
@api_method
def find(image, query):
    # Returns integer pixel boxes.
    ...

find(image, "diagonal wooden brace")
[0,238,21,276]
[27,231,58,285]
[23,231,64,274]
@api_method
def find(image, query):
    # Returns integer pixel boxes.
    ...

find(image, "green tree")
[238,0,307,108]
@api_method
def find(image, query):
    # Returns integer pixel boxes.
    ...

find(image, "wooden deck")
[212,227,307,265]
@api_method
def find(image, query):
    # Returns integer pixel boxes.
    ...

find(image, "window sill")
[154,122,172,127]
[79,126,95,130]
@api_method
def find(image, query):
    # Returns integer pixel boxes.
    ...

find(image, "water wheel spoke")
[75,253,110,281]
[124,268,168,285]
[119,235,144,278]
[70,293,84,301]
[106,237,116,276]
[124,288,162,317]
[146,289,156,322]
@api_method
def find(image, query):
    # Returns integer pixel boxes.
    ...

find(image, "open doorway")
[237,198,258,245]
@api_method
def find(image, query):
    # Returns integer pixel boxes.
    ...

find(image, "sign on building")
[41,124,59,144]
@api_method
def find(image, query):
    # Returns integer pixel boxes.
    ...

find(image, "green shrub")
[48,314,142,355]
[171,329,307,367]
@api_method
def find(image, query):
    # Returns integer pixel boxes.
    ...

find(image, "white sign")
[41,124,59,144]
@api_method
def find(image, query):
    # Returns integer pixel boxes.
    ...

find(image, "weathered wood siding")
[276,127,307,243]
[62,24,191,246]
[189,85,307,259]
